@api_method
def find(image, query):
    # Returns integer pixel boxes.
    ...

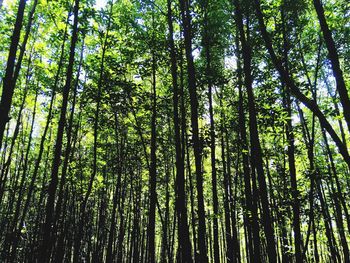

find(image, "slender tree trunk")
[315,172,341,262]
[106,113,125,262]
[297,104,319,262]
[161,149,170,263]
[178,0,208,261]
[321,128,350,262]
[166,0,193,260]
[229,149,241,263]
[313,0,350,133]
[53,42,85,261]
[324,77,347,148]
[284,90,302,263]
[235,1,277,261]
[219,106,236,263]
[186,133,198,262]
[280,7,302,261]
[41,0,79,260]
[117,177,128,262]
[322,120,350,229]
[15,9,70,238]
[203,6,220,262]
[234,23,260,263]
[73,3,113,260]
[299,101,341,262]
[147,41,158,263]
[0,53,32,205]
[0,0,27,147]
[12,0,38,86]
[7,90,38,262]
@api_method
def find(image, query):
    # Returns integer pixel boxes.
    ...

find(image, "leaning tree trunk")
[41,0,79,261]
[0,53,33,205]
[0,0,26,147]
[313,0,350,134]
[254,0,350,171]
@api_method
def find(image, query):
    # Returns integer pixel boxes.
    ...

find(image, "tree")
[0,0,27,147]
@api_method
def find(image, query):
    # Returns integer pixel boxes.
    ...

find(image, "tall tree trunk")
[313,0,350,133]
[9,90,38,260]
[73,3,113,259]
[203,5,220,262]
[147,48,157,263]
[41,0,79,260]
[117,177,128,262]
[0,53,32,205]
[280,7,302,261]
[284,88,302,263]
[321,128,350,262]
[53,41,84,261]
[106,113,125,262]
[178,0,208,261]
[15,11,70,242]
[12,0,38,86]
[235,1,277,261]
[234,24,260,263]
[0,0,27,147]
[166,0,193,260]
[219,102,236,263]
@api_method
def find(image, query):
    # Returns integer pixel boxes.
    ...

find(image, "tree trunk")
[313,0,350,134]
[147,47,158,263]
[178,0,208,261]
[41,0,79,260]
[203,6,220,262]
[235,1,277,261]
[0,0,27,147]
[234,21,260,262]
[280,7,302,261]
[166,0,193,260]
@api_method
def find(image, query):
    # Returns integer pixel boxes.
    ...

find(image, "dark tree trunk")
[0,54,32,205]
[0,0,27,147]
[178,0,208,261]
[235,1,277,261]
[166,0,193,261]
[234,22,260,263]
[106,113,125,262]
[321,128,350,262]
[53,41,84,262]
[8,90,38,262]
[203,6,220,263]
[147,44,158,263]
[280,8,302,262]
[73,3,113,259]
[41,0,79,260]
[219,104,237,263]
[12,0,38,86]
[313,0,350,133]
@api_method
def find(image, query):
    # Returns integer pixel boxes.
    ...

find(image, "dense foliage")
[0,0,349,262]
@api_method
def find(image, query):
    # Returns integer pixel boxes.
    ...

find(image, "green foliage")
[0,0,349,262]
